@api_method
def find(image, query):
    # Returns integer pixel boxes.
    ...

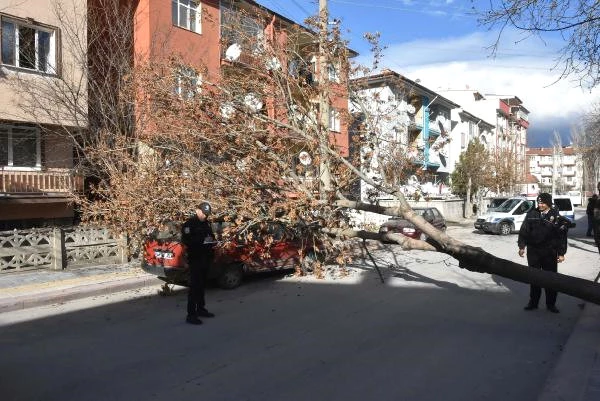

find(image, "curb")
[0,276,162,314]
[538,303,600,401]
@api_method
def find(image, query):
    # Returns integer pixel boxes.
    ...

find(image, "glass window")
[173,66,200,99]
[172,0,201,33]
[1,20,15,65]
[0,17,55,73]
[0,126,40,168]
[0,128,8,165]
[329,109,340,132]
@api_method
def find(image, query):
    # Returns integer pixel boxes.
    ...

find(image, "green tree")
[451,140,491,197]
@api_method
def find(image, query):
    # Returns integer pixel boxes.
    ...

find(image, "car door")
[430,208,446,230]
[512,200,534,230]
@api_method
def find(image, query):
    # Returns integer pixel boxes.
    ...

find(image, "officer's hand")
[518,248,525,257]
[557,255,565,263]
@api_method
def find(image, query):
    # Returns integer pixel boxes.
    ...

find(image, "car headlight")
[402,227,416,234]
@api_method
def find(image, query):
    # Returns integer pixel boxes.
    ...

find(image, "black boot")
[186,315,203,325]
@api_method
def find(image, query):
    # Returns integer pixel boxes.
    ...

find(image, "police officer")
[518,193,568,313]
[594,182,600,254]
[181,202,216,325]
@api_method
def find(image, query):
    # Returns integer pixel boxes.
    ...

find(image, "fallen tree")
[10,0,600,305]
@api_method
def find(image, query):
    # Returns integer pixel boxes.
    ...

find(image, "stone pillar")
[51,228,66,270]
[117,234,129,264]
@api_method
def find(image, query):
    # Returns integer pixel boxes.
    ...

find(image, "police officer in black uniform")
[181,202,216,325]
[518,193,568,313]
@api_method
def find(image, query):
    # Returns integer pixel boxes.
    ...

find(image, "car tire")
[499,222,512,236]
[302,251,318,273]
[217,264,244,289]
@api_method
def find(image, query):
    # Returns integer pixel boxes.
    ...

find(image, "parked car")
[142,221,319,289]
[379,207,446,241]
[474,196,576,235]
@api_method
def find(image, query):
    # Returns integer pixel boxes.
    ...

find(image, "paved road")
[0,213,598,401]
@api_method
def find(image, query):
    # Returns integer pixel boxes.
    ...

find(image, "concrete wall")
[349,198,466,230]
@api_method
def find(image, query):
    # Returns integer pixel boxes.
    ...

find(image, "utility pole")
[318,0,332,199]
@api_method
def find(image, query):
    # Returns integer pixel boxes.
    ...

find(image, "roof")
[526,146,576,156]
[242,0,359,57]
[352,69,461,109]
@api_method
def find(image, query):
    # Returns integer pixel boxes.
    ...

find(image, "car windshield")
[490,199,506,208]
[392,209,427,219]
[495,199,522,213]
[554,198,572,211]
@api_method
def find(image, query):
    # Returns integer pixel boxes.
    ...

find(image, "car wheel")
[302,251,317,273]
[499,222,512,236]
[217,264,244,289]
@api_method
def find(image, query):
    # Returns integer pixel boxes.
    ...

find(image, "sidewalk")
[0,262,161,313]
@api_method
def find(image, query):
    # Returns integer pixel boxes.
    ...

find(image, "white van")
[474,197,535,235]
[552,196,576,224]
[474,196,576,235]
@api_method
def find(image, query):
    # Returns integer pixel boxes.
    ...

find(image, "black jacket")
[181,215,215,256]
[587,198,596,216]
[518,207,568,256]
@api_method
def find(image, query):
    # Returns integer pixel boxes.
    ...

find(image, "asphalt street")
[1,212,598,401]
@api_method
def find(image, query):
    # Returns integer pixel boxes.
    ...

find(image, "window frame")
[0,14,57,75]
[0,125,42,170]
[172,0,202,34]
[328,108,341,133]
[173,66,201,99]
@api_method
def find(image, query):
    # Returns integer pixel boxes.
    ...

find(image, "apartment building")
[126,0,351,154]
[0,0,85,229]
[350,69,459,200]
[437,90,529,186]
[527,146,583,197]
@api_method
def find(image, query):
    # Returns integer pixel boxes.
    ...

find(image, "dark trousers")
[587,214,594,236]
[526,247,558,307]
[187,254,211,317]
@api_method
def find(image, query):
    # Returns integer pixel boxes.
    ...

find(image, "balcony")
[1,168,83,195]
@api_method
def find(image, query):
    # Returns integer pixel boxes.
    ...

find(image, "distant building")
[526,146,582,198]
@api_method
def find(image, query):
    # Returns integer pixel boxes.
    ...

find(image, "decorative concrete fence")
[0,227,128,273]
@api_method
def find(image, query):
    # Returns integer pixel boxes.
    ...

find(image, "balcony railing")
[1,168,83,194]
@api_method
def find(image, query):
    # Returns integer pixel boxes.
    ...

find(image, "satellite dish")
[405,104,416,114]
[407,175,420,186]
[235,159,247,172]
[266,57,281,71]
[244,93,263,113]
[225,43,241,62]
[298,151,312,166]
[220,103,235,119]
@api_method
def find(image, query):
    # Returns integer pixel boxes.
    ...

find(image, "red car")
[142,221,318,289]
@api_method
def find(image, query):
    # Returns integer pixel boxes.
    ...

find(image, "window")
[329,108,340,132]
[221,0,264,55]
[174,67,200,99]
[0,126,41,168]
[1,16,56,73]
[172,0,201,33]
[328,63,340,82]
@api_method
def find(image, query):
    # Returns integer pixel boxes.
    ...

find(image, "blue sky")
[255,0,600,147]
